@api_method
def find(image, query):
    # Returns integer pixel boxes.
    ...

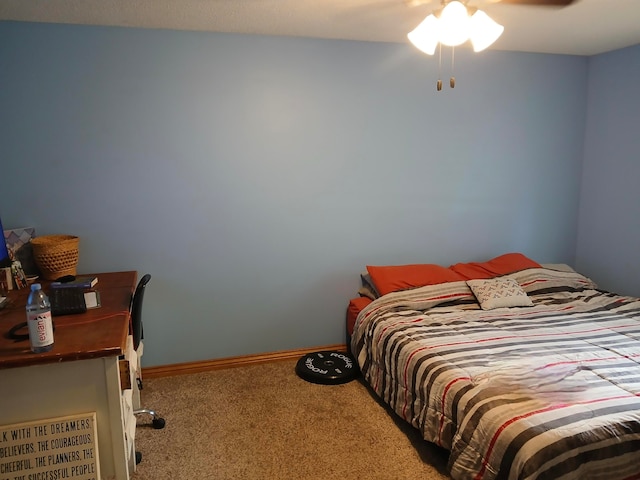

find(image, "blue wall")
[575,44,640,297]
[0,22,588,366]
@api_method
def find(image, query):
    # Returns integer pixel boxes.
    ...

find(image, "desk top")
[0,271,137,369]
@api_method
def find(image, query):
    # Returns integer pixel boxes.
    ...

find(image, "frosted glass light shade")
[469,10,504,52]
[438,1,470,47]
[407,14,440,55]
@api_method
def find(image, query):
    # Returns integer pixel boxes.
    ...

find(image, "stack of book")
[50,275,98,289]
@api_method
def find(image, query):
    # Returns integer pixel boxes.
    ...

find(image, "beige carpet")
[131,359,450,479]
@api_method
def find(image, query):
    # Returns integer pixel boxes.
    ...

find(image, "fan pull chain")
[450,46,456,88]
[437,43,443,91]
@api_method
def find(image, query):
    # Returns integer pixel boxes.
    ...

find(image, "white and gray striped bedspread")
[351,268,640,480]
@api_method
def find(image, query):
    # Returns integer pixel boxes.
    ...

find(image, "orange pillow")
[366,264,465,296]
[450,253,541,280]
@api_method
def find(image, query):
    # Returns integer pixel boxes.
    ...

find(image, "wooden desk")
[0,271,138,480]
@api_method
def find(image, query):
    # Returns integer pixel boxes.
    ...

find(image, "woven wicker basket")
[31,235,80,280]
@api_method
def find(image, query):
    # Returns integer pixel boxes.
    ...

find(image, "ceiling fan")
[407,0,577,90]
[407,0,579,56]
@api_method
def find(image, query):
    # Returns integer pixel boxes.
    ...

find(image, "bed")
[348,253,640,480]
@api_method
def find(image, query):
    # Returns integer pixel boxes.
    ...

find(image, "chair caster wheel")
[135,451,142,465]
[152,417,166,429]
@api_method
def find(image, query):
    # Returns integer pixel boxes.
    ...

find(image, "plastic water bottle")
[26,283,54,353]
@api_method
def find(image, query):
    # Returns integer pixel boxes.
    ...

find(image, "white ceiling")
[1,0,639,56]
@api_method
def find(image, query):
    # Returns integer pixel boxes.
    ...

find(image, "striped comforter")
[351,268,640,480]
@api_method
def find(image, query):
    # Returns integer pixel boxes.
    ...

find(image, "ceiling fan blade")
[497,0,576,5]
[403,0,434,7]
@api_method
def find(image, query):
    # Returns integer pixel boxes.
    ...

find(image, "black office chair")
[131,274,165,430]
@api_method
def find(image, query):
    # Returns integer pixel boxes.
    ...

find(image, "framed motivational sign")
[0,412,99,480]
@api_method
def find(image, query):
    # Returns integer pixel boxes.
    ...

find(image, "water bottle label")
[27,311,54,347]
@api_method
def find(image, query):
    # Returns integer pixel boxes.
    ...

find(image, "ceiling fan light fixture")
[469,10,504,52]
[408,1,503,54]
[407,13,440,55]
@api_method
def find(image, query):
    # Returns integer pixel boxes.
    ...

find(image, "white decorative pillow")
[467,278,533,310]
